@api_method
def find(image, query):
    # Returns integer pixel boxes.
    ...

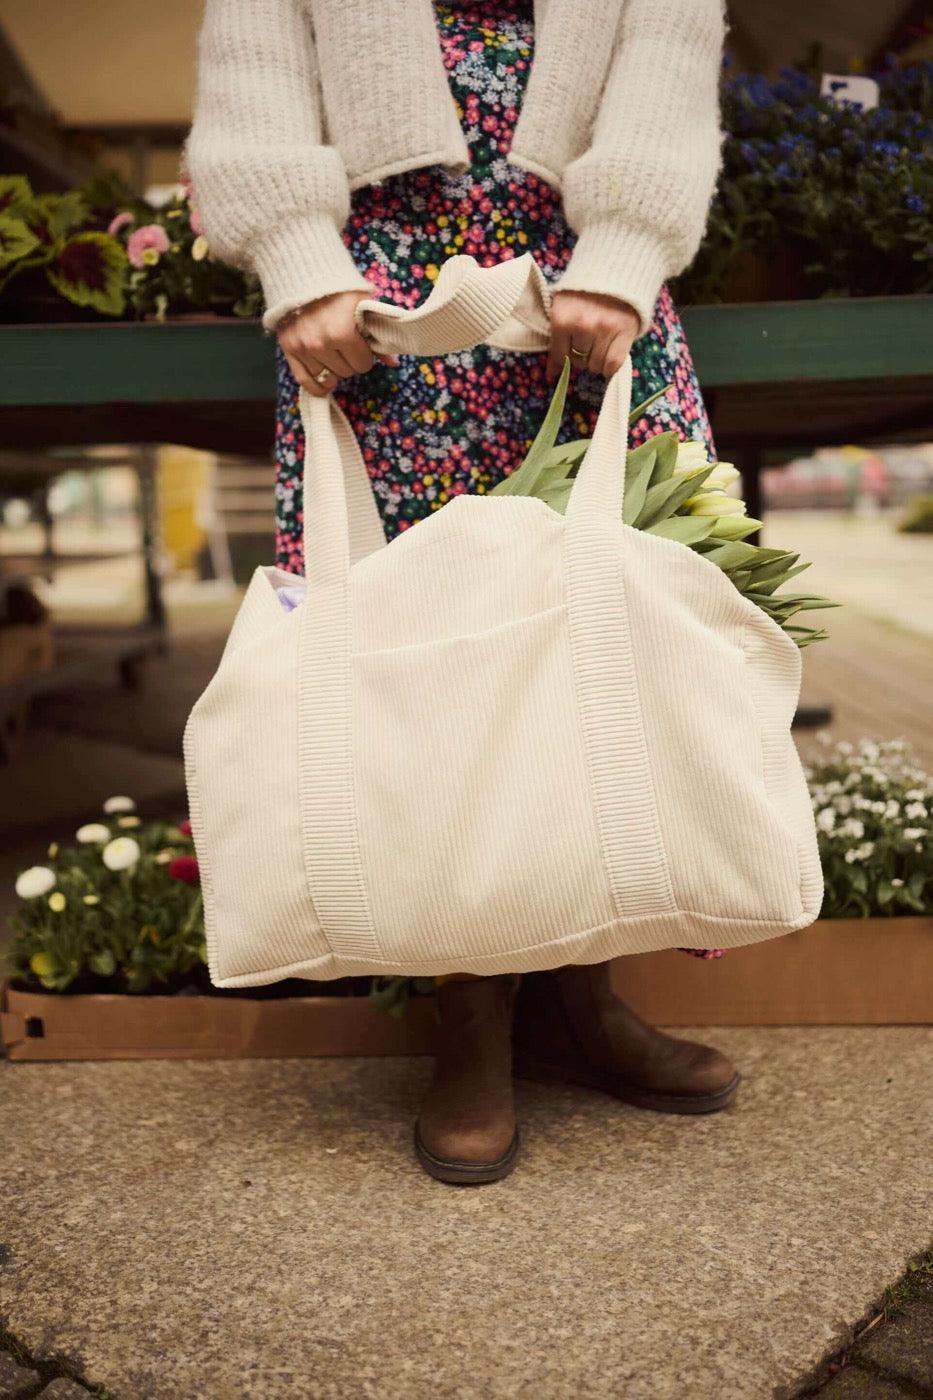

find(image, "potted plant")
[0,797,437,1060]
[106,176,262,322]
[0,174,127,322]
[672,61,933,304]
[0,171,261,324]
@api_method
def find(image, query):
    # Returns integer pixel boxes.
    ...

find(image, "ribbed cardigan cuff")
[554,220,670,339]
[254,215,373,333]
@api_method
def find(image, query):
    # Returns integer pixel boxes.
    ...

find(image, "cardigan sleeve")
[184,0,372,332]
[553,0,726,337]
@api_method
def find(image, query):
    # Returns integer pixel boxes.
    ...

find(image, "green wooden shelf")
[2,295,931,407]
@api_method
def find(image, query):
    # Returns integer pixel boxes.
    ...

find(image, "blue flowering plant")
[674,61,933,302]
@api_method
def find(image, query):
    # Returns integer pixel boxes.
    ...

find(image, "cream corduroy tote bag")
[184,254,822,987]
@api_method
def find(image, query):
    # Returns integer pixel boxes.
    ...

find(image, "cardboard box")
[1,984,438,1062]
[614,917,933,1026]
[3,918,930,1062]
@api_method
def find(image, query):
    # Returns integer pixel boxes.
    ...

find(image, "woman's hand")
[547,290,640,382]
[277,289,399,397]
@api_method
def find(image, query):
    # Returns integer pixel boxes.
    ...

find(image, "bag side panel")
[622,529,809,926]
[185,600,332,985]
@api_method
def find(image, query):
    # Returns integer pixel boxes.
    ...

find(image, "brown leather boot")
[415,975,520,1184]
[512,962,740,1114]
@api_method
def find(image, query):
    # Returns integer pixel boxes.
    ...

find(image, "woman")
[186,0,739,1185]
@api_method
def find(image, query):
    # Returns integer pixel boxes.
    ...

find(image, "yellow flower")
[30,952,54,978]
[684,492,746,517]
[47,841,59,858]
[117,815,142,829]
[48,892,66,912]
[424,264,439,282]
[192,235,209,262]
[141,247,160,266]
[83,894,101,906]
[673,440,709,475]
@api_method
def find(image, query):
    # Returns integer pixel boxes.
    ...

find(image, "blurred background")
[0,0,931,933]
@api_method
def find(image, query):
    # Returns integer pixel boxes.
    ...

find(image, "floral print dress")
[274,0,723,960]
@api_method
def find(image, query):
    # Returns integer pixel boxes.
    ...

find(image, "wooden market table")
[1,295,931,738]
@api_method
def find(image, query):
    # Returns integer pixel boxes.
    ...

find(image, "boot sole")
[414,1126,521,1184]
[513,1052,740,1115]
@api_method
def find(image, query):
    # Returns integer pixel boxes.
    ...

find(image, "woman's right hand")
[277,289,399,397]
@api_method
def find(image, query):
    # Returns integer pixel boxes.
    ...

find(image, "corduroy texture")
[184,254,822,987]
[184,0,727,334]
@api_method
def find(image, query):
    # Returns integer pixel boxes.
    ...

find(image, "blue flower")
[905,195,923,214]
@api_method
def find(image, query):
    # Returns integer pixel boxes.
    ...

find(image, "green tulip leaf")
[634,465,715,529]
[646,515,718,544]
[628,384,670,424]
[490,357,572,498]
[622,448,657,525]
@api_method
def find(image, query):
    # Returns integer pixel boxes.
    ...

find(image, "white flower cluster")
[14,797,141,904]
[804,735,930,916]
[806,736,929,852]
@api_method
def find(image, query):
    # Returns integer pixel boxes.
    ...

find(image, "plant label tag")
[820,73,880,111]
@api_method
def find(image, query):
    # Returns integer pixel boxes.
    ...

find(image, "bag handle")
[298,254,632,592]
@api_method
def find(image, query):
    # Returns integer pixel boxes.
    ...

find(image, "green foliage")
[490,365,837,646]
[370,976,439,1019]
[0,172,262,321]
[805,736,931,918]
[6,812,205,993]
[0,175,127,312]
[898,495,933,534]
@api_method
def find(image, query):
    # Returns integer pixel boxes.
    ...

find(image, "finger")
[547,320,573,382]
[585,327,616,378]
[603,331,635,379]
[333,328,375,377]
[285,352,333,399]
[376,352,400,368]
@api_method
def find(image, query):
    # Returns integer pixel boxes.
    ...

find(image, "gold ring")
[314,368,333,386]
[569,344,590,361]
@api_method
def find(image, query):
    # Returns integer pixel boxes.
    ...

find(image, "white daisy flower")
[15,866,57,899]
[102,836,141,871]
[76,823,110,843]
[103,796,136,814]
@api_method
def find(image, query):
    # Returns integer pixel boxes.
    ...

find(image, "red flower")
[178,818,192,837]
[168,855,199,884]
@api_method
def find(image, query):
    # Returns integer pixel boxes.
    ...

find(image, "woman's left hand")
[547,290,640,382]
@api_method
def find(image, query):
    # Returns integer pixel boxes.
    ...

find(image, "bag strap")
[298,253,632,591]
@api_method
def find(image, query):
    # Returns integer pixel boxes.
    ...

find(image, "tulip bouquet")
[7,798,205,993]
[491,361,836,646]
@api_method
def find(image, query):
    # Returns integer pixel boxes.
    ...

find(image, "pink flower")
[188,203,203,236]
[108,211,134,238]
[168,855,199,884]
[178,819,192,837]
[127,224,171,269]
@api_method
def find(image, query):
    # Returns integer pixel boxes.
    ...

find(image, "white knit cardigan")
[185,0,726,334]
